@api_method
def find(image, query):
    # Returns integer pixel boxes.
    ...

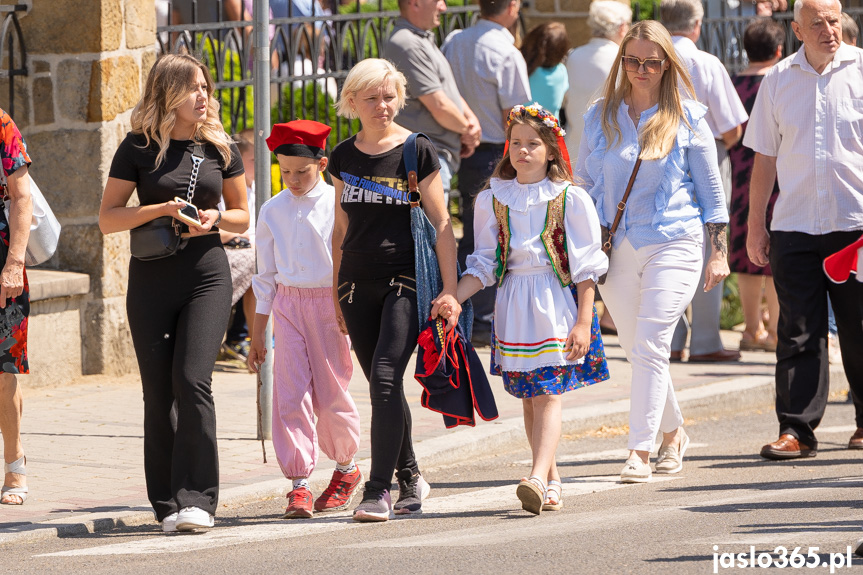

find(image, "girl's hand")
[564,323,590,361]
[431,293,462,331]
[247,339,267,373]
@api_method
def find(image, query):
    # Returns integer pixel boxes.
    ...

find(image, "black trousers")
[457,144,504,334]
[337,272,419,490]
[770,230,863,448]
[127,234,232,520]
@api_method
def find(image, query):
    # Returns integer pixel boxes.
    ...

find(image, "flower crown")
[507,103,566,138]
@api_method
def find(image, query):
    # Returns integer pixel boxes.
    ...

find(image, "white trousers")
[600,236,703,452]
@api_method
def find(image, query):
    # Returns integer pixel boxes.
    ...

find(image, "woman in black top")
[330,58,461,522]
[99,54,249,533]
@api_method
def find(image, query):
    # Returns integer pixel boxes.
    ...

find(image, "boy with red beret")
[248,120,362,519]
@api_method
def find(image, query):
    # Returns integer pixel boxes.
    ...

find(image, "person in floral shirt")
[0,108,32,505]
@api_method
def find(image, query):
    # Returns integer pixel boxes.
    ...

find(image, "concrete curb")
[0,368,848,546]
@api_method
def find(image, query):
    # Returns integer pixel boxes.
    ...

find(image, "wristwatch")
[214,210,222,227]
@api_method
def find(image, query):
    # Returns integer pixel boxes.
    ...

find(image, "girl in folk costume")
[248,121,362,519]
[435,104,610,515]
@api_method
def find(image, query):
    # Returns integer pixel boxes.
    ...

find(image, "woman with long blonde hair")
[575,20,729,483]
[99,53,249,532]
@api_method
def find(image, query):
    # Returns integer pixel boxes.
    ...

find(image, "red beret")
[266,120,332,159]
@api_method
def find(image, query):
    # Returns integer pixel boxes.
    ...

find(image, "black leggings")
[126,234,232,520]
[338,272,419,490]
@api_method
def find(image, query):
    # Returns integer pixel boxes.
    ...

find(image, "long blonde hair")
[490,113,573,183]
[131,54,233,168]
[599,20,695,160]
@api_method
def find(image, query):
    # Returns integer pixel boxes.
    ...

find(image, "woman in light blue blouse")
[575,21,729,484]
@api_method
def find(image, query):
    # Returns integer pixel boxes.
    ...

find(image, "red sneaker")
[314,467,364,512]
[283,486,313,519]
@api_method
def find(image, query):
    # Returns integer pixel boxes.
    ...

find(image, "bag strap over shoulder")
[185,143,206,204]
[603,157,642,252]
[403,133,430,208]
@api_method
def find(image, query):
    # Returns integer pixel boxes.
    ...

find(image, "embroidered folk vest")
[492,186,572,288]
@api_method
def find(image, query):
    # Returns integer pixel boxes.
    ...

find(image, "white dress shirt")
[671,36,748,139]
[744,43,863,235]
[564,37,620,158]
[252,178,335,315]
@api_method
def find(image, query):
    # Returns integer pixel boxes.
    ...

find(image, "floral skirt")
[0,211,29,374]
[491,297,609,399]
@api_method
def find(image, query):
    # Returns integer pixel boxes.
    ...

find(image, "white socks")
[335,461,357,474]
[292,478,309,491]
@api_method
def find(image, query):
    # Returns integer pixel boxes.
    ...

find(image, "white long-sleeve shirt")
[252,178,335,315]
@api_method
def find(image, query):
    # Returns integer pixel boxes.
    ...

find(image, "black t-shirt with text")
[328,135,440,280]
[109,132,244,211]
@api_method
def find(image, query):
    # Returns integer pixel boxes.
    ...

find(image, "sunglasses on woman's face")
[621,56,667,74]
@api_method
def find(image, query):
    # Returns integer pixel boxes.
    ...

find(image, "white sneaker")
[655,430,690,475]
[176,506,214,532]
[620,456,652,483]
[161,512,178,533]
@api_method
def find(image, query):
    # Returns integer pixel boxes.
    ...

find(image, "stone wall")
[524,0,630,47]
[0,0,158,380]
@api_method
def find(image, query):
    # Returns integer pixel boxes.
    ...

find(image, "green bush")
[720,273,744,331]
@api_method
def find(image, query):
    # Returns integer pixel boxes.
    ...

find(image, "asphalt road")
[5,396,862,575]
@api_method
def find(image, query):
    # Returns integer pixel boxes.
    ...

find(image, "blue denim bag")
[403,133,473,337]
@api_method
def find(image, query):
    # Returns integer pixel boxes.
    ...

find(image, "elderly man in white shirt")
[563,0,631,158]
[661,0,748,364]
[745,0,863,461]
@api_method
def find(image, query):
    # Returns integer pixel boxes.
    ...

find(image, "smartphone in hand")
[173,197,203,227]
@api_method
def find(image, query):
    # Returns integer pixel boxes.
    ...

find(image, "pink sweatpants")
[272,285,360,478]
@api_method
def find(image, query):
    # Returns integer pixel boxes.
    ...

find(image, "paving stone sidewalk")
[0,330,838,544]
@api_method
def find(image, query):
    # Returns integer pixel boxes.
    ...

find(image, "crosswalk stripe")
[344,479,860,550]
[36,475,677,557]
[510,443,708,466]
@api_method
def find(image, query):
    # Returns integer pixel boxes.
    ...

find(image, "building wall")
[0,0,158,378]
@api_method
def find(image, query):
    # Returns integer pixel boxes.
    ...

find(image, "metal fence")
[158,1,863,133]
[0,5,28,119]
[634,0,863,73]
[158,0,481,137]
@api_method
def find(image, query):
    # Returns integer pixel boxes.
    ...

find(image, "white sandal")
[542,480,563,511]
[516,475,546,515]
[2,455,28,505]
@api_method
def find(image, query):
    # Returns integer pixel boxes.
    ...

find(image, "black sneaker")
[352,482,391,522]
[393,469,430,515]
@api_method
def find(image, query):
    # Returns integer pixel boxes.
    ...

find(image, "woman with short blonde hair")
[576,20,729,483]
[335,58,407,120]
[99,53,249,532]
[329,58,460,521]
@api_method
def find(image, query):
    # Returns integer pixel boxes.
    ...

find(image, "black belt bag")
[129,143,204,261]
[130,216,189,261]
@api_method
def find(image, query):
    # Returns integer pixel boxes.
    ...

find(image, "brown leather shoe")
[670,351,683,363]
[760,434,817,460]
[688,348,741,363]
[848,428,863,450]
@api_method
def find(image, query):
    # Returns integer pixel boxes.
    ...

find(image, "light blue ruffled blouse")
[574,99,728,250]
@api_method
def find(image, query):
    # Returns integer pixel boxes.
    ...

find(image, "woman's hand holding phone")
[187,208,220,236]
[167,198,217,235]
